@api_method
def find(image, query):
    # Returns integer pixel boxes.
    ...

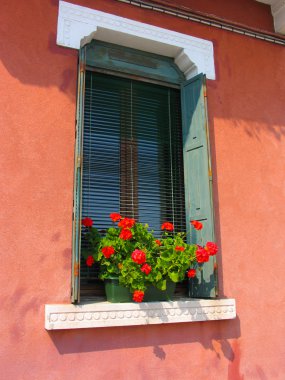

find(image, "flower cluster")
[141,263,152,275]
[102,246,115,259]
[118,218,136,229]
[161,222,174,231]
[131,249,146,264]
[82,214,218,303]
[82,217,93,227]
[133,290,144,303]
[119,229,132,240]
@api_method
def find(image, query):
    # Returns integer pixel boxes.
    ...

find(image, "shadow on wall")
[47,316,241,361]
[1,0,285,140]
[0,0,77,101]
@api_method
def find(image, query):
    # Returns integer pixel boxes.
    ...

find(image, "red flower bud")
[133,290,144,302]
[187,269,196,278]
[155,240,162,246]
[102,246,115,259]
[82,217,93,227]
[190,220,203,230]
[175,246,185,251]
[86,256,94,267]
[161,222,174,231]
[141,263,152,275]
[119,229,133,240]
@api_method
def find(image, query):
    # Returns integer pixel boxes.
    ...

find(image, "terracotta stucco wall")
[1,0,285,379]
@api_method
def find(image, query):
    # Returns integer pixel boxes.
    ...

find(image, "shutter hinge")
[80,62,86,73]
[76,155,82,168]
[208,168,212,177]
[74,262,79,277]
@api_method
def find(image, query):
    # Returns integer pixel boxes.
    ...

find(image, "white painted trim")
[57,1,216,80]
[45,298,236,330]
[272,0,285,34]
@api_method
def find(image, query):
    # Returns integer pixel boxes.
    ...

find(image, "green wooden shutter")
[71,47,86,303]
[181,73,217,298]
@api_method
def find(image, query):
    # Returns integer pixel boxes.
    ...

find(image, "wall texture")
[1,0,284,379]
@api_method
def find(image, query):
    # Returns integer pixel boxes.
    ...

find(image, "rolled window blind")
[82,71,186,235]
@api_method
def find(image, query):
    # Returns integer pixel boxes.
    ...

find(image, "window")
[72,40,216,303]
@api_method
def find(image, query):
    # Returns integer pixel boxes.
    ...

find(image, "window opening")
[80,71,186,298]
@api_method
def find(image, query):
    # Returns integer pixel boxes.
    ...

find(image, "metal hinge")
[76,155,82,168]
[74,262,79,277]
[79,62,86,73]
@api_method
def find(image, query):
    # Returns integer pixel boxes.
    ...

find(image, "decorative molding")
[115,0,285,43]
[45,298,236,330]
[57,1,215,80]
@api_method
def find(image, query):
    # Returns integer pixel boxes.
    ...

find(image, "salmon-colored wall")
[1,0,285,379]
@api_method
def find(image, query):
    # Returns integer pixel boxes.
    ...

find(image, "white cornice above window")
[256,0,285,34]
[57,1,216,80]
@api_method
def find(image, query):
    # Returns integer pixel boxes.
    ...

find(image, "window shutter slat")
[181,74,217,298]
[82,71,186,236]
[71,47,86,303]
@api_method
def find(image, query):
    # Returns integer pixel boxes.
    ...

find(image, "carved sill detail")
[45,298,236,330]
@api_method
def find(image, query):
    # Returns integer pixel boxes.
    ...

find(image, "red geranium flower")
[175,246,185,251]
[82,217,93,227]
[141,263,152,275]
[205,242,218,256]
[110,213,122,222]
[187,269,196,278]
[161,222,174,231]
[131,249,146,265]
[190,220,203,230]
[102,246,115,259]
[118,218,136,229]
[155,240,162,246]
[133,290,144,303]
[86,256,94,267]
[119,229,133,240]
[196,246,210,263]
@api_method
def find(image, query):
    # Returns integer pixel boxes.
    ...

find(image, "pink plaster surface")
[0,0,285,379]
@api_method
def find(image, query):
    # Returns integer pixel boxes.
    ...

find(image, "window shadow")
[47,315,241,360]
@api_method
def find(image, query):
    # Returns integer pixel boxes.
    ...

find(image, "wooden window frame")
[72,40,217,303]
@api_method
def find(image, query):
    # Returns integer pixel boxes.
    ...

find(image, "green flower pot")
[144,280,176,302]
[104,278,176,302]
[104,278,132,303]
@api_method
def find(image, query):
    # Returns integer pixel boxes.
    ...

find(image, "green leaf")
[160,279,166,290]
[168,272,179,283]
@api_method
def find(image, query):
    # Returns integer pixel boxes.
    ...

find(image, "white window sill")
[45,298,236,329]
